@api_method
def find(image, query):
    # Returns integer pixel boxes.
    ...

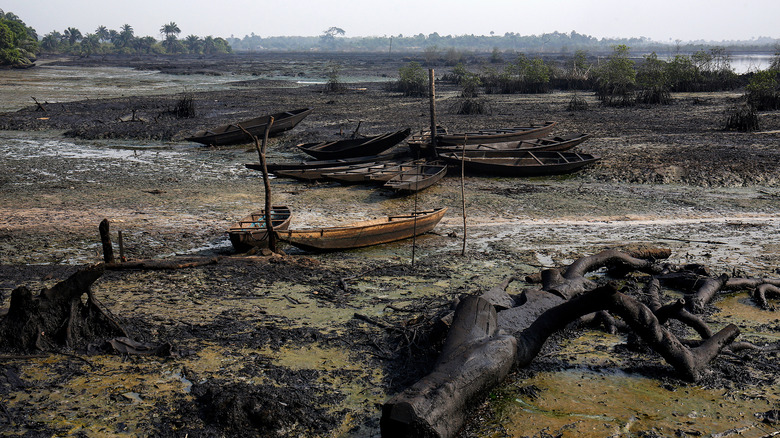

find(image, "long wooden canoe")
[246,151,412,173]
[186,108,313,146]
[323,160,412,184]
[384,163,447,193]
[297,128,411,160]
[435,132,590,153]
[228,206,292,252]
[409,121,557,149]
[438,150,600,177]
[367,161,430,183]
[276,207,447,252]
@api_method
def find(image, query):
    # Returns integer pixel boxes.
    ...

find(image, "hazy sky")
[4,0,778,43]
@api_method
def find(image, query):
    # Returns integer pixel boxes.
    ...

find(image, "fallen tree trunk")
[381,249,743,438]
[381,296,517,438]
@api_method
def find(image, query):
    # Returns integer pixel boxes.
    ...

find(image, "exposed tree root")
[0,264,127,352]
[380,248,769,438]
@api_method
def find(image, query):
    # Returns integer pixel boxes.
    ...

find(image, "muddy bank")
[0,53,779,437]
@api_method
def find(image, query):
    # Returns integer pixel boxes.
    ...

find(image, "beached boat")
[438,150,600,177]
[186,108,313,146]
[297,128,411,160]
[409,121,557,150]
[272,166,353,181]
[384,162,447,193]
[246,151,411,173]
[323,160,413,184]
[276,207,447,251]
[367,161,430,183]
[227,206,292,252]
[435,132,590,153]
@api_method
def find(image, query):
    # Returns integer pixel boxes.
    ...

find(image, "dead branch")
[543,249,668,299]
[685,274,730,313]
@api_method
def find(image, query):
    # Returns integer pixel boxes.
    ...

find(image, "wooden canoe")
[435,132,590,153]
[438,150,600,177]
[323,160,412,184]
[228,206,292,252]
[273,166,354,181]
[384,163,447,193]
[409,121,557,148]
[247,151,411,173]
[367,161,430,183]
[186,108,313,146]
[297,128,411,160]
[276,207,447,252]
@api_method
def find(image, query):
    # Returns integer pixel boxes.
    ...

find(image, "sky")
[4,0,778,43]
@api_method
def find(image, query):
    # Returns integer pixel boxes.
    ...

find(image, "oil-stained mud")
[0,53,779,437]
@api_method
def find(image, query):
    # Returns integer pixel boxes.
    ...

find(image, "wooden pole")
[428,68,437,155]
[99,219,115,263]
[239,119,277,253]
[118,230,126,262]
[461,135,468,256]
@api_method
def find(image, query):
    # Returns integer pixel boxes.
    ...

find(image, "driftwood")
[105,257,220,270]
[381,248,749,438]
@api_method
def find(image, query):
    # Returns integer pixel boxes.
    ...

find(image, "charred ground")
[0,52,778,437]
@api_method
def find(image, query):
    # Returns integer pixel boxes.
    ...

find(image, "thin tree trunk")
[240,119,277,252]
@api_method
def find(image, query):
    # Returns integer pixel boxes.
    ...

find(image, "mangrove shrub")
[595,45,636,106]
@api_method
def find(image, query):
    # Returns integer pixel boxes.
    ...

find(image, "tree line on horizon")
[227,29,780,55]
[0,9,231,66]
[37,21,231,57]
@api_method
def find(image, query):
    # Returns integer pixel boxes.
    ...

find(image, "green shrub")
[746,70,780,110]
[636,52,671,104]
[567,93,589,111]
[395,61,428,97]
[325,61,343,93]
[723,103,760,132]
[595,45,636,106]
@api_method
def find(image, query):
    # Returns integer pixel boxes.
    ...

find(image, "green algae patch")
[490,369,777,437]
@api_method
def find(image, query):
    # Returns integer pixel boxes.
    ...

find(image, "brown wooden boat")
[435,132,590,153]
[409,121,557,149]
[297,128,411,160]
[438,150,600,177]
[322,160,412,184]
[272,166,353,181]
[367,161,429,183]
[186,108,313,146]
[228,206,292,252]
[384,162,447,193]
[276,207,447,252]
[247,151,411,173]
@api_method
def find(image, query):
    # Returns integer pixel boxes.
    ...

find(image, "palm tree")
[137,36,156,54]
[184,35,201,54]
[95,25,109,43]
[64,27,82,45]
[202,36,216,54]
[160,22,181,40]
[116,24,134,50]
[40,32,62,51]
[80,33,99,56]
